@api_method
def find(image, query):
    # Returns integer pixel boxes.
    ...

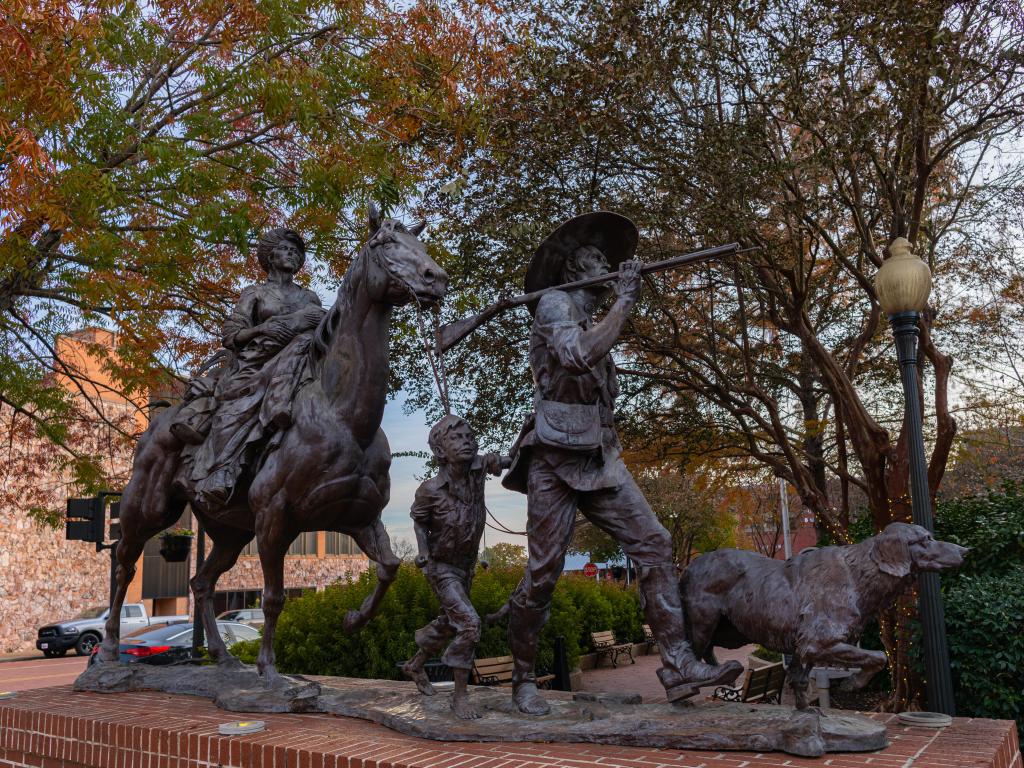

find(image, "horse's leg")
[190,522,253,665]
[343,518,400,631]
[255,512,291,686]
[99,496,184,662]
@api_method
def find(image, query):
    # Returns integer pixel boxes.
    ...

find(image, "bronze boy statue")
[402,415,508,719]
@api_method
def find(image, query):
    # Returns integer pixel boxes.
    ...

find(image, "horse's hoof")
[260,668,280,688]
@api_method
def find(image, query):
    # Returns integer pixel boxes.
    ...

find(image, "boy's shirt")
[411,453,501,573]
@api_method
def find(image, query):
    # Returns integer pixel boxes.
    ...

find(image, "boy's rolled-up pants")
[415,562,481,670]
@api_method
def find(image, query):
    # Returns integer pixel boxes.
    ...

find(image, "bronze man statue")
[501,212,743,714]
[402,415,507,719]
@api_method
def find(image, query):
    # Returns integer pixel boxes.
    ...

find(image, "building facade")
[0,329,367,654]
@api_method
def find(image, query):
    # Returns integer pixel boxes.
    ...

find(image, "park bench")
[712,659,785,704]
[471,655,554,688]
[642,623,658,652]
[590,630,635,668]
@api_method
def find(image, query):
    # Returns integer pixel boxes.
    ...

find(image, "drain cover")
[219,720,266,735]
[898,711,952,728]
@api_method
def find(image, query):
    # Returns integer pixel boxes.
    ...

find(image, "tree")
[569,467,735,567]
[390,538,419,562]
[1,0,509,511]
[728,480,796,560]
[481,541,527,568]
[405,0,1024,710]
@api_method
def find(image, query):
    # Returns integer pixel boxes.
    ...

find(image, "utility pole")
[779,477,792,559]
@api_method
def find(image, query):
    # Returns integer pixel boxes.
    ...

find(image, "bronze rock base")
[74,661,887,758]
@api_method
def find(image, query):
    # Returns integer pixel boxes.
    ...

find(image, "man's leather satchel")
[534,399,602,450]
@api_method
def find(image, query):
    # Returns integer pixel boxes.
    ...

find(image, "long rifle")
[435,241,740,354]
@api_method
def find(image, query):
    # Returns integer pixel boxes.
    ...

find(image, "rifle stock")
[435,242,740,354]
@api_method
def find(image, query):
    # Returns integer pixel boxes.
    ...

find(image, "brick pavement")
[0,680,1018,768]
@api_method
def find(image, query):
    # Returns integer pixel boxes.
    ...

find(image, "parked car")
[216,608,264,627]
[87,621,261,666]
[36,603,189,658]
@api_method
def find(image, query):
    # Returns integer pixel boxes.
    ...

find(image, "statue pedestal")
[0,672,1018,768]
[74,659,883,757]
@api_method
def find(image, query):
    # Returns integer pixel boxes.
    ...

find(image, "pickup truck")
[36,603,189,657]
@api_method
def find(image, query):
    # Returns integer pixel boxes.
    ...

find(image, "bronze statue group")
[96,208,966,724]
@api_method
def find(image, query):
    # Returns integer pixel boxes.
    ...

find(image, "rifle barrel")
[436,241,740,354]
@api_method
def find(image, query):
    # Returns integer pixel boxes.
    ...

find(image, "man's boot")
[508,600,551,715]
[638,564,743,702]
[657,652,744,702]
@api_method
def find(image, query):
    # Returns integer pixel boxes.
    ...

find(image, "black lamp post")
[875,237,956,715]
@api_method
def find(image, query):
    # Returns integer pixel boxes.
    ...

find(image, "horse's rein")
[365,227,452,416]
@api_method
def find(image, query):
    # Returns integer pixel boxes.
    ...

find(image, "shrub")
[942,564,1024,729]
[752,645,782,663]
[598,579,643,644]
[934,481,1024,578]
[557,575,615,652]
[229,564,642,678]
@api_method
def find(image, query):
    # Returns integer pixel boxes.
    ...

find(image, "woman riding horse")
[178,227,325,507]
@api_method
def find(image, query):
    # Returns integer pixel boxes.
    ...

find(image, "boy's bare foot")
[451,693,482,720]
[401,660,437,696]
[512,681,551,715]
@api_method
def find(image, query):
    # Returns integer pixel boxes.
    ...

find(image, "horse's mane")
[310,244,366,367]
[309,219,410,368]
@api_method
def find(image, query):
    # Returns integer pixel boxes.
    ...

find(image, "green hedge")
[230,564,643,679]
[933,484,1024,729]
[942,564,1024,726]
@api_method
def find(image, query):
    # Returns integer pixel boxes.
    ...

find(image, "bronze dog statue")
[681,522,967,708]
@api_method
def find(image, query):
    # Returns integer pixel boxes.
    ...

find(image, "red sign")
[582,563,598,578]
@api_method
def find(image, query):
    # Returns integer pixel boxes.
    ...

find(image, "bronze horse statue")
[98,209,448,684]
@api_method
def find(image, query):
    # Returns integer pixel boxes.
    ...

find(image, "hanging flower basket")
[159,529,194,562]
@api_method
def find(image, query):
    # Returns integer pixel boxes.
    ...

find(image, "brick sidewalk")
[0,681,1018,768]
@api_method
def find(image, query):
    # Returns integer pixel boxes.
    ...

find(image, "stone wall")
[0,516,370,654]
[0,330,372,654]
[217,554,369,593]
[0,512,113,654]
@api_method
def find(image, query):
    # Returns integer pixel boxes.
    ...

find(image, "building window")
[324,531,356,555]
[242,532,323,556]
[287,531,318,556]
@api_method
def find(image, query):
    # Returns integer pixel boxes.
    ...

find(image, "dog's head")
[869,522,968,579]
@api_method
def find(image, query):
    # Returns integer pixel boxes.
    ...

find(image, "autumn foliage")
[0,0,511,507]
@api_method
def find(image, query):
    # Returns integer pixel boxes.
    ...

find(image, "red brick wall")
[0,684,1019,768]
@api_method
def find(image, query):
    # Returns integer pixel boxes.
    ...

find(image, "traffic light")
[66,493,122,543]
[66,496,105,543]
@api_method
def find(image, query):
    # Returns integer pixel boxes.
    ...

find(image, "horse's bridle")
[364,224,421,305]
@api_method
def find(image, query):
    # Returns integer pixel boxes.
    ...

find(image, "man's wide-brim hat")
[525,211,639,303]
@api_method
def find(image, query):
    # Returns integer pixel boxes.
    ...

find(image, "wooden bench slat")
[471,656,555,689]
[589,629,635,669]
[713,661,785,704]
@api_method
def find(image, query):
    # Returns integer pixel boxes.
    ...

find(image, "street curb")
[0,654,54,664]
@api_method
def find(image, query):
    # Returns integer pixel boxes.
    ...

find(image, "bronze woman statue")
[185,227,325,507]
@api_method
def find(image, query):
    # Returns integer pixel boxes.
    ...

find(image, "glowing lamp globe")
[875,237,932,315]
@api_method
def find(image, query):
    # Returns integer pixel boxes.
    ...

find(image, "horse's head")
[362,204,448,308]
